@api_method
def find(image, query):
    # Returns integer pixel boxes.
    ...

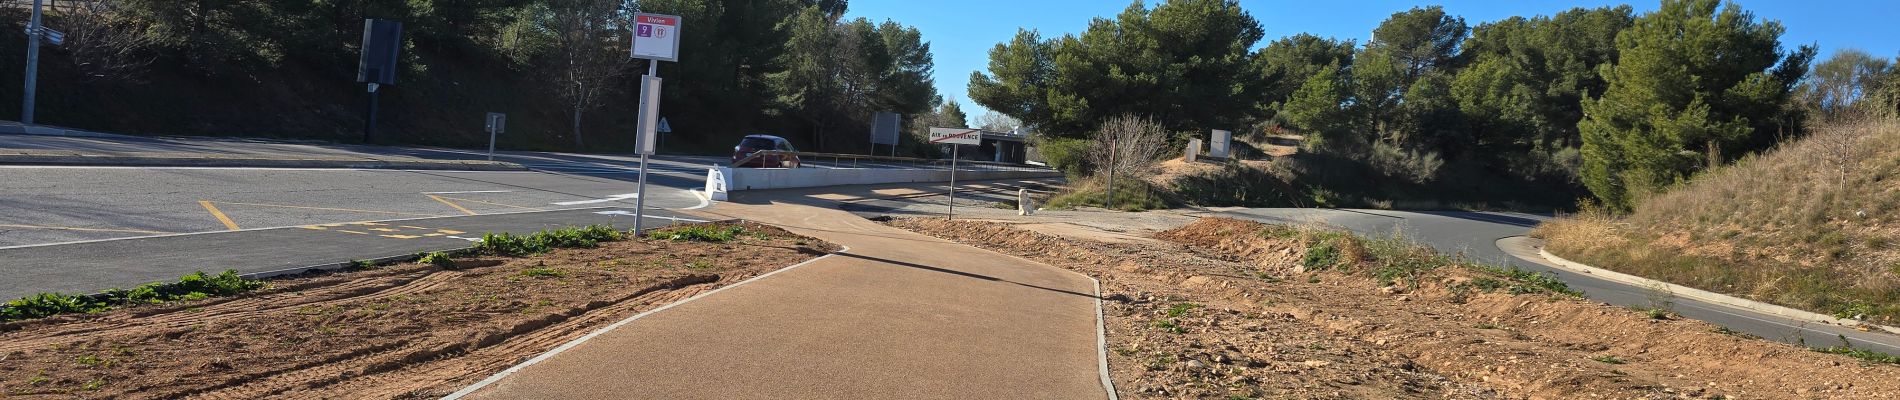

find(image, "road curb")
[1529,239,1900,336]
[0,152,527,171]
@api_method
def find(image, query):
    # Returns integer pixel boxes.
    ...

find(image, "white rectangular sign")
[485,112,506,134]
[636,76,662,155]
[1209,129,1231,158]
[631,13,681,62]
[928,127,981,145]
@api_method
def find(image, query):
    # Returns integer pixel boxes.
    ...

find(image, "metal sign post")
[20,0,43,125]
[630,13,681,235]
[485,112,506,160]
[928,128,981,219]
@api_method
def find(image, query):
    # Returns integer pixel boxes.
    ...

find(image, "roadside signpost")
[629,13,682,235]
[484,112,506,160]
[19,0,44,125]
[928,127,981,219]
[356,19,404,143]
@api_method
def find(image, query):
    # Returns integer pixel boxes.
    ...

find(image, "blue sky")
[844,0,1900,122]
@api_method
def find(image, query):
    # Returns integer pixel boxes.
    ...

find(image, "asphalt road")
[0,163,712,248]
[0,207,704,300]
[1210,208,1900,354]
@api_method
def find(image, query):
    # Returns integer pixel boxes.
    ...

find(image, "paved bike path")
[457,186,1111,399]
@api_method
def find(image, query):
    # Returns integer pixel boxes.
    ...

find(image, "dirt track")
[0,223,830,399]
[891,217,1900,399]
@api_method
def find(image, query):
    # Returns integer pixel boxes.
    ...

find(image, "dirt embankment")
[0,223,832,399]
[890,217,1900,399]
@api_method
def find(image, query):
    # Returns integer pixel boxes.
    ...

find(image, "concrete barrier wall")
[721,167,1061,191]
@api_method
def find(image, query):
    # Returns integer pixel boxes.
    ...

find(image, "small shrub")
[1302,242,1340,270]
[418,251,456,269]
[1150,319,1186,334]
[1590,355,1626,364]
[1165,303,1202,318]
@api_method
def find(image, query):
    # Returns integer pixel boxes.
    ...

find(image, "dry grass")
[1537,115,1900,320]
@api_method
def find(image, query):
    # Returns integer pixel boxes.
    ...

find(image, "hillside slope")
[1537,116,1900,320]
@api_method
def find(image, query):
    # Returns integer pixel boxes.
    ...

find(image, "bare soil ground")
[0,223,832,399]
[889,217,1900,399]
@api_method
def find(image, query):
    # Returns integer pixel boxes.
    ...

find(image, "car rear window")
[738,138,775,150]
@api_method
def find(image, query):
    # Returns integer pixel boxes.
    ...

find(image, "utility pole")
[21,0,44,125]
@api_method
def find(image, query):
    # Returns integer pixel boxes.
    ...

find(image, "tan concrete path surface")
[454,180,1111,399]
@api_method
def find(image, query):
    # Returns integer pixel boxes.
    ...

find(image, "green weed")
[1150,319,1186,334]
[1165,303,1202,318]
[417,251,456,269]
[477,225,623,256]
[2,270,264,323]
[650,225,745,242]
[1590,355,1626,364]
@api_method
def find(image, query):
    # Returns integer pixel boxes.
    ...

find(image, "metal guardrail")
[730,150,1052,172]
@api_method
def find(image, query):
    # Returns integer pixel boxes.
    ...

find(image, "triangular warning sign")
[658,117,672,133]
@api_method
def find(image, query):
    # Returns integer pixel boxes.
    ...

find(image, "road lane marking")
[440,196,545,211]
[551,193,638,206]
[428,195,479,216]
[0,206,617,251]
[0,224,172,234]
[217,202,440,217]
[421,190,513,194]
[684,189,712,210]
[199,201,241,231]
[591,210,709,223]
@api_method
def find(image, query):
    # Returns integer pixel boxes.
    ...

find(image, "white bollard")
[1018,188,1036,216]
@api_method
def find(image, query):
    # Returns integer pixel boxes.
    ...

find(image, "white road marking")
[683,189,712,210]
[591,210,708,223]
[421,190,513,194]
[551,193,639,205]
[446,235,484,242]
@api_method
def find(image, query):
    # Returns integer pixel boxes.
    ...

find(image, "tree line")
[970,0,1900,209]
[4,0,943,154]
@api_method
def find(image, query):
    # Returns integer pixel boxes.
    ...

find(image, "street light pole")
[21,0,44,125]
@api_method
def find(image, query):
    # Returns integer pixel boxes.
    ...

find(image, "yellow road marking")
[216,202,438,217]
[199,201,241,231]
[436,229,465,235]
[427,195,478,216]
[402,225,428,229]
[368,228,397,232]
[0,224,173,234]
[336,230,369,235]
[299,225,326,230]
[439,196,544,212]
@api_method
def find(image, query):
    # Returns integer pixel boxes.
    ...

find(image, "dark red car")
[731,134,801,168]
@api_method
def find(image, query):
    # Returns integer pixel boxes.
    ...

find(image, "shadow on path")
[833,252,1098,300]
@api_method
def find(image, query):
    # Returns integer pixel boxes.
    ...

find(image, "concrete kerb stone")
[1535,245,1900,336]
[0,152,527,171]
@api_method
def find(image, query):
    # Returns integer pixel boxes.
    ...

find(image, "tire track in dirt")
[0,268,448,353]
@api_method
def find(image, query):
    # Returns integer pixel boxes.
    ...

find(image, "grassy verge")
[1535,117,1900,321]
[0,224,740,324]
[1045,175,1174,211]
[1273,223,1580,298]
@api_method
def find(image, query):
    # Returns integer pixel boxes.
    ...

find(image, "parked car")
[731,134,801,168]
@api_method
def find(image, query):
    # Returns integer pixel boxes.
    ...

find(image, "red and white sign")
[928,128,981,145]
[631,13,681,62]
